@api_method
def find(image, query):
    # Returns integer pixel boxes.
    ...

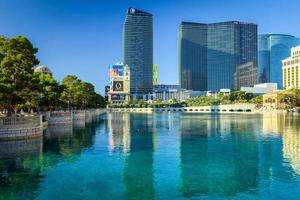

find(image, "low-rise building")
[241,83,277,95]
[153,84,204,102]
[263,90,294,109]
[219,88,231,95]
[282,46,300,89]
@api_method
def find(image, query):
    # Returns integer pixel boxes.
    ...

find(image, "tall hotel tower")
[258,34,300,89]
[123,8,153,99]
[179,21,257,91]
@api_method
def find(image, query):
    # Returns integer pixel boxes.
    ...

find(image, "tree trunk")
[7,96,13,116]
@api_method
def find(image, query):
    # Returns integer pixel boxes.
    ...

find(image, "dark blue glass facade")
[179,21,257,91]
[179,22,207,91]
[123,8,153,95]
[258,34,300,89]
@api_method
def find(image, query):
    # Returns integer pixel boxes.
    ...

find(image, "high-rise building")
[234,61,258,90]
[179,22,207,91]
[153,64,158,85]
[179,21,257,91]
[123,8,153,99]
[282,46,300,89]
[258,34,300,88]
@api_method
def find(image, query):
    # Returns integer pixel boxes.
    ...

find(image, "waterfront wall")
[0,115,43,140]
[44,109,106,126]
[0,109,106,140]
[108,104,257,114]
[46,109,106,126]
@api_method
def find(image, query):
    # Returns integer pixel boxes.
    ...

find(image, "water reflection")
[179,114,260,197]
[0,113,300,199]
[0,137,43,200]
[107,113,155,200]
[282,115,300,175]
[0,121,100,199]
[107,113,131,153]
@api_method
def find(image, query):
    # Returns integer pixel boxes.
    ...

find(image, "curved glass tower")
[123,8,153,97]
[258,34,300,88]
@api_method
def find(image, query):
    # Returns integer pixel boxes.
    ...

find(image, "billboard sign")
[113,81,124,91]
[111,94,125,100]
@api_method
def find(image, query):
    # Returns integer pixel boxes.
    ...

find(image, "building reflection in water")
[0,121,99,199]
[281,115,300,175]
[262,113,284,136]
[179,114,260,197]
[1,113,300,199]
[107,112,131,154]
[107,113,155,200]
[259,113,300,184]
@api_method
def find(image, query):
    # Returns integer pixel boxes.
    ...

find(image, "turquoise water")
[1,113,300,200]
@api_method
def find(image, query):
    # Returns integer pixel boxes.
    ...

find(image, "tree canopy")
[0,36,39,115]
[0,36,106,115]
[60,75,106,110]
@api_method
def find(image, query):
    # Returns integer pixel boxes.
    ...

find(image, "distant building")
[107,63,130,104]
[241,83,277,95]
[153,64,158,85]
[34,65,53,76]
[219,89,231,95]
[263,90,294,109]
[258,34,300,88]
[179,21,257,91]
[234,62,258,90]
[153,84,203,102]
[104,85,110,102]
[123,7,153,99]
[282,46,300,89]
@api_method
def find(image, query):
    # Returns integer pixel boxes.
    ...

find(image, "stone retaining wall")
[48,111,73,125]
[0,109,106,140]
[46,109,106,126]
[0,115,43,140]
[108,104,257,114]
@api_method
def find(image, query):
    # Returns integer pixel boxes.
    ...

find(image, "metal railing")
[0,116,41,129]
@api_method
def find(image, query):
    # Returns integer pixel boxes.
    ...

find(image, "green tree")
[288,89,300,106]
[60,75,83,109]
[249,95,263,104]
[229,91,254,103]
[60,75,106,109]
[186,96,220,107]
[34,71,61,111]
[0,36,39,115]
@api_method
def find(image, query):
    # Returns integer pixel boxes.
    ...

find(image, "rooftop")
[126,7,152,16]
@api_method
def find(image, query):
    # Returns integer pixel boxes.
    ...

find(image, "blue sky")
[1,0,300,94]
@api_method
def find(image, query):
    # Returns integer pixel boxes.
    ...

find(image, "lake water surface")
[1,113,300,200]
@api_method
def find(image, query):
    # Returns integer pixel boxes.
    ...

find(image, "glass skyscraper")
[123,8,153,97]
[179,22,207,91]
[179,21,257,91]
[258,34,300,89]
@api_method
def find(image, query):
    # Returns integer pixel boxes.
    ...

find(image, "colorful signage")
[108,64,124,86]
[111,94,125,100]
